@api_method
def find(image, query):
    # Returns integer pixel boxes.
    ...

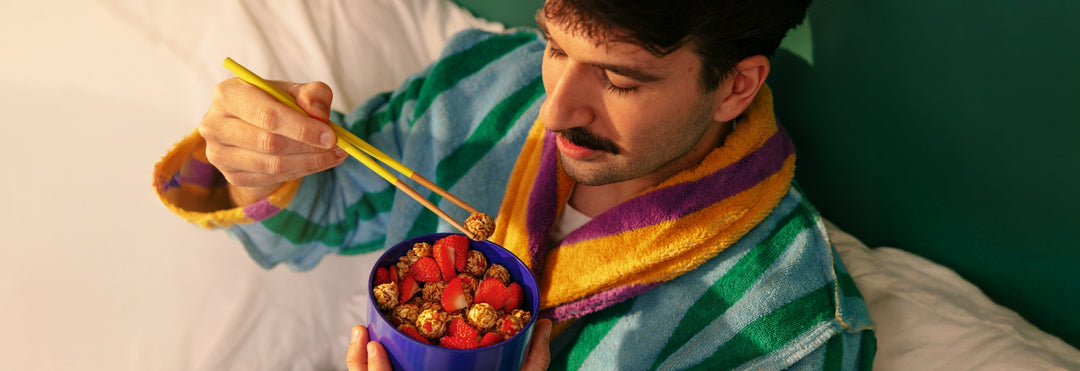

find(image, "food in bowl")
[371,234,533,349]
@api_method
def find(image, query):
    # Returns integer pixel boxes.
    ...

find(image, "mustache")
[556,127,620,155]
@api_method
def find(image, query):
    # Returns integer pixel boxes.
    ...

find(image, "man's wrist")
[228,183,281,208]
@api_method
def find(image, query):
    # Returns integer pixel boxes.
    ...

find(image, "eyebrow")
[536,12,663,83]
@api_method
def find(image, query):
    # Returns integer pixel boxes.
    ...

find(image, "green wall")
[769,0,1080,346]
[453,0,544,28]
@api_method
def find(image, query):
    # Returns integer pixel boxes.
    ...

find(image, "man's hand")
[198,78,347,206]
[346,319,553,370]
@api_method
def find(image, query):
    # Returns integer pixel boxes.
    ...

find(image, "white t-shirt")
[551,202,592,243]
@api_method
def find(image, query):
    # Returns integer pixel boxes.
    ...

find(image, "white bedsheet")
[1,1,1077,370]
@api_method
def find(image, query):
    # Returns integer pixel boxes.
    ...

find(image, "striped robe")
[153,29,876,369]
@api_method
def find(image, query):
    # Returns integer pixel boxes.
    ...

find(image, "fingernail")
[334,147,348,158]
[351,326,360,344]
[320,131,335,148]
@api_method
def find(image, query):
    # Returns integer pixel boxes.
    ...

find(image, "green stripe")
[435,77,545,187]
[409,32,540,128]
[859,330,877,370]
[405,204,440,240]
[692,284,835,370]
[822,332,845,371]
[262,186,396,246]
[405,77,545,239]
[649,203,815,371]
[347,82,423,140]
[345,33,537,137]
[551,297,638,371]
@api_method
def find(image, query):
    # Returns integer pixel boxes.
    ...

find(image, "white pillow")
[97,0,503,112]
[826,221,1080,370]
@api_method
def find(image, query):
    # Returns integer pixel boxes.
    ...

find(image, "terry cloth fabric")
[491,85,796,321]
[152,29,548,270]
[153,129,303,228]
[544,187,877,370]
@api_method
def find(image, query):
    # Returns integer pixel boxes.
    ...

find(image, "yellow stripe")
[537,155,795,308]
[491,121,550,267]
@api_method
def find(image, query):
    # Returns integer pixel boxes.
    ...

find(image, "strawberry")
[398,325,430,344]
[479,332,504,347]
[440,277,470,313]
[473,278,509,309]
[435,234,470,272]
[374,267,392,285]
[398,275,420,304]
[504,282,524,311]
[410,257,442,283]
[432,243,456,282]
[440,335,480,349]
[448,316,479,339]
[389,265,399,282]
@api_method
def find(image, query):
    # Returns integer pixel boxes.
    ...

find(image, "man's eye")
[546,47,566,59]
[602,73,637,95]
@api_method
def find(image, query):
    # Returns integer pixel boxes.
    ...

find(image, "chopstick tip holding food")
[222,57,495,241]
[465,212,495,241]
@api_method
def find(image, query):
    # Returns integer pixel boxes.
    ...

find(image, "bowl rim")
[366,232,540,352]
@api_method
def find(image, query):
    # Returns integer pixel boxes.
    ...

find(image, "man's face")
[538,16,722,187]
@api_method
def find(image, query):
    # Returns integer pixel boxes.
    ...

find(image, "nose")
[541,61,595,130]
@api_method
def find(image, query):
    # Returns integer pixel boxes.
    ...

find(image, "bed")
[1,0,1076,370]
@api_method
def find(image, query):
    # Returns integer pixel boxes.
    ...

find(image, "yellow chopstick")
[222,57,479,237]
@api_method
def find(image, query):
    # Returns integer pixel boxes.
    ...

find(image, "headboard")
[451,0,1080,347]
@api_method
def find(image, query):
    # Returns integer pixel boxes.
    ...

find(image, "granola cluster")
[372,234,531,349]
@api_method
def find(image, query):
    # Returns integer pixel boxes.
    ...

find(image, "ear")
[711,55,770,122]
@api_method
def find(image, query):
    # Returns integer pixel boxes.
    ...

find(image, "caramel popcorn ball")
[422,281,447,303]
[392,303,421,326]
[456,273,479,295]
[497,313,526,338]
[485,264,511,285]
[464,249,488,277]
[405,242,432,263]
[415,308,450,340]
[395,260,411,279]
[467,303,500,331]
[465,212,495,241]
[510,308,532,324]
[373,282,399,310]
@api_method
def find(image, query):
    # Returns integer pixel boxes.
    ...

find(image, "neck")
[568,120,734,217]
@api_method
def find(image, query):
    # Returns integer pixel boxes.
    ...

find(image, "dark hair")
[541,0,812,91]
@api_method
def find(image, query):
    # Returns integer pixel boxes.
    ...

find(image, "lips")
[556,133,599,160]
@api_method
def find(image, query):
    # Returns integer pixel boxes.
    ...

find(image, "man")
[154,0,876,369]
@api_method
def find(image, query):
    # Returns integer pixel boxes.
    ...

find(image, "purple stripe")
[525,130,562,267]
[540,282,660,322]
[563,126,794,245]
[183,159,219,188]
[244,199,282,221]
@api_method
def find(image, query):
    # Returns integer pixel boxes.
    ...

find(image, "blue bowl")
[366,233,540,371]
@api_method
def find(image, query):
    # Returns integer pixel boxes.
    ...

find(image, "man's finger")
[521,318,553,371]
[346,325,368,371]
[366,341,393,371]
[218,78,336,149]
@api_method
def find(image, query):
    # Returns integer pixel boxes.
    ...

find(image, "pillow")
[826,221,1080,370]
[97,0,503,112]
